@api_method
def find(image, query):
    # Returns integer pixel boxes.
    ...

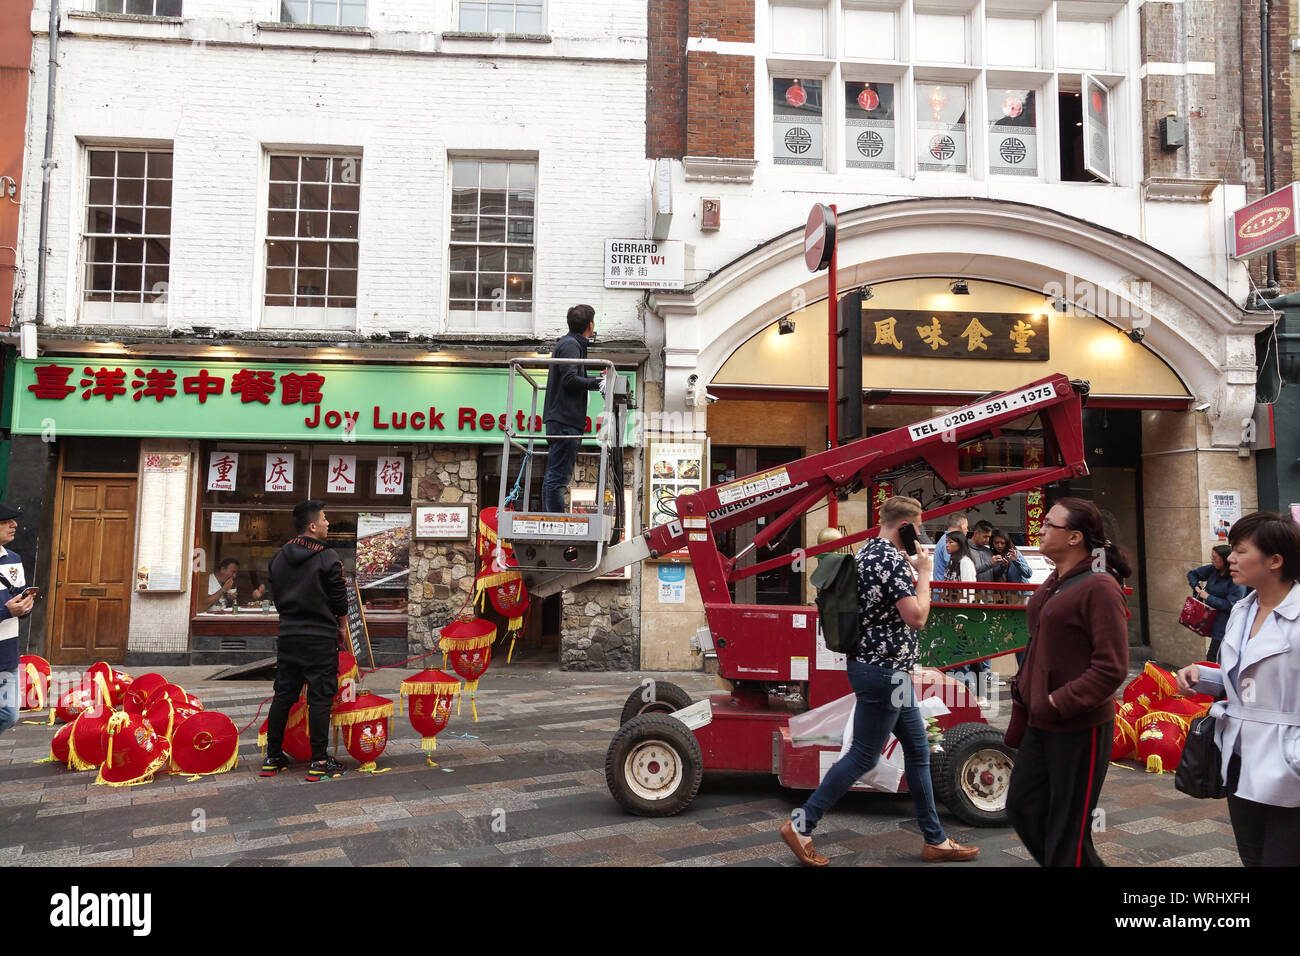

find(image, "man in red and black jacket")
[261,499,350,782]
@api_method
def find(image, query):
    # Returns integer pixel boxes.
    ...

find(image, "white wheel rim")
[959,748,1013,812]
[623,739,683,801]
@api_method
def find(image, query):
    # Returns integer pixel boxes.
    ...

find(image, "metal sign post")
[805,202,839,528]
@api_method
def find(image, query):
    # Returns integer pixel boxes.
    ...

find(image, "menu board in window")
[646,441,707,562]
[136,450,191,591]
[355,512,412,588]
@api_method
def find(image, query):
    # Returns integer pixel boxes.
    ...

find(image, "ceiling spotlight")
[778,317,796,335]
[1125,327,1146,343]
[950,279,970,295]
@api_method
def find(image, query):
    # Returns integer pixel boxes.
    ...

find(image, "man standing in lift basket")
[541,303,605,513]
[261,499,350,782]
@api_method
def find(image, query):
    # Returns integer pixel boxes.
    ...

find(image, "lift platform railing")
[497,357,628,574]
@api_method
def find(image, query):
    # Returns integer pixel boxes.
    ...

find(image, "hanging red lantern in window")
[929,86,947,118]
[857,84,879,112]
[440,616,497,722]
[399,669,461,759]
[331,691,394,773]
[785,80,807,108]
[19,655,50,711]
[1001,94,1023,119]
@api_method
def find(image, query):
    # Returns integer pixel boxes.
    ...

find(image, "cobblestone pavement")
[0,663,1242,868]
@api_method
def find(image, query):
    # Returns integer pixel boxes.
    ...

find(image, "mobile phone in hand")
[20,587,39,599]
[898,522,918,555]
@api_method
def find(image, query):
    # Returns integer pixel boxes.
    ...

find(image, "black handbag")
[1174,713,1228,799]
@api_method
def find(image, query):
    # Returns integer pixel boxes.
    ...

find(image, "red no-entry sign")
[804,203,836,272]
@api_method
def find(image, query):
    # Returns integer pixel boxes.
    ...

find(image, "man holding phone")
[0,503,36,737]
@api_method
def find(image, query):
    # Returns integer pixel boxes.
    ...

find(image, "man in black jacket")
[260,499,350,782]
[541,304,604,513]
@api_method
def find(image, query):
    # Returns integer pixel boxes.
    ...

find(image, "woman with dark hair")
[1186,545,1247,663]
[1176,511,1300,867]
[1005,497,1131,866]
[943,530,977,604]
[989,528,1031,606]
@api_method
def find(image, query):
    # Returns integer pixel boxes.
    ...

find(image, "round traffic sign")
[804,203,836,272]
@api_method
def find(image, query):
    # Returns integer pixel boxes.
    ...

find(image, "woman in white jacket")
[1176,511,1300,867]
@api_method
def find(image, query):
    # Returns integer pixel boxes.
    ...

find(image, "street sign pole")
[826,204,838,529]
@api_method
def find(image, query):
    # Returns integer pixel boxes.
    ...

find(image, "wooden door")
[51,477,137,664]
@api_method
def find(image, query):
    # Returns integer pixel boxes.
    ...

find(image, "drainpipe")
[1262,0,1279,290]
[29,0,59,359]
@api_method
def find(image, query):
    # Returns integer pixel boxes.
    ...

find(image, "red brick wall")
[686,51,755,159]
[688,0,755,41]
[0,0,33,328]
[647,0,688,158]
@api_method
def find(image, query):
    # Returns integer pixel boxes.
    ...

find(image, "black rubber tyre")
[618,680,693,725]
[605,713,703,817]
[931,722,1016,828]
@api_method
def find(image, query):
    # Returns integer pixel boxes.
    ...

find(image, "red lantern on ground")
[19,655,51,711]
[169,712,240,776]
[96,712,170,787]
[55,684,105,724]
[1123,661,1176,706]
[1136,713,1188,774]
[67,709,112,771]
[399,669,461,755]
[1148,696,1211,725]
[338,651,359,685]
[440,617,496,721]
[1111,713,1138,761]
[330,691,394,772]
[85,662,132,709]
[49,721,74,765]
[144,696,177,740]
[122,673,168,715]
[258,700,312,761]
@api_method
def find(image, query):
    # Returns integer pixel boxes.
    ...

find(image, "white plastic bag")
[789,691,855,748]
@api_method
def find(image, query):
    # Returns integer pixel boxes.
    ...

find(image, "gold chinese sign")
[862,310,1049,361]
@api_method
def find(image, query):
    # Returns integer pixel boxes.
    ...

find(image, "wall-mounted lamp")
[1125,327,1146,343]
[778,317,796,335]
[860,284,874,301]
[950,279,970,295]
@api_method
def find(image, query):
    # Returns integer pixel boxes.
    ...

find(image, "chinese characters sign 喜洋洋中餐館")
[861,310,1050,361]
[10,359,636,444]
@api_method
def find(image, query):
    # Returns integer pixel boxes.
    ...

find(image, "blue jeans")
[0,669,18,736]
[541,424,582,513]
[796,660,947,845]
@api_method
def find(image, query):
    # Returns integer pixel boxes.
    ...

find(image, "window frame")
[279,0,367,28]
[444,154,539,333]
[259,150,363,333]
[456,0,547,35]
[94,0,183,16]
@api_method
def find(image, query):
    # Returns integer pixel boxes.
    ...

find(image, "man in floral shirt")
[781,495,980,866]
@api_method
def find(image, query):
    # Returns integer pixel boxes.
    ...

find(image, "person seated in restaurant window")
[205,557,265,611]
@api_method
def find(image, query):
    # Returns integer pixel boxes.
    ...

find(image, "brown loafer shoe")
[922,840,980,862]
[780,820,829,867]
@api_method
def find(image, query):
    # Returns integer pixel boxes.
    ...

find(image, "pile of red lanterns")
[26,657,240,785]
[1110,661,1217,773]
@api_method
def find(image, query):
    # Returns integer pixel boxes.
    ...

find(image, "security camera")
[687,373,699,386]
[1194,401,1212,414]
[705,392,719,405]
[1125,327,1145,343]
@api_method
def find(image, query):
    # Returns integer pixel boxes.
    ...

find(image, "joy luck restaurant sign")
[10,359,635,443]
[1231,182,1300,260]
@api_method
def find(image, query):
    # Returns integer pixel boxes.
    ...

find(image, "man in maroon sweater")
[1007,498,1130,866]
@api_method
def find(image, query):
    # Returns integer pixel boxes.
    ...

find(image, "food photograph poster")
[356,513,413,588]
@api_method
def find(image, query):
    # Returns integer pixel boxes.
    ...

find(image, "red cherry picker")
[497,363,1090,824]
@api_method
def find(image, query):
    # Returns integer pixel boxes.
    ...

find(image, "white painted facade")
[651,0,1267,449]
[18,0,650,342]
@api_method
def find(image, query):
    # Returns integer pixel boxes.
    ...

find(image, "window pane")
[145,238,170,263]
[266,241,295,267]
[478,217,506,242]
[89,179,114,205]
[515,7,542,33]
[916,14,966,64]
[298,242,327,268]
[329,242,358,269]
[506,218,534,243]
[987,89,1038,177]
[773,78,824,167]
[117,152,145,177]
[449,273,475,299]
[268,210,296,236]
[116,237,144,264]
[487,3,514,32]
[87,235,114,264]
[88,206,113,232]
[282,0,309,22]
[328,213,359,239]
[340,1,366,27]
[328,269,357,298]
[450,215,477,240]
[451,188,477,216]
[479,188,507,215]
[144,265,169,293]
[480,162,508,189]
[300,182,329,211]
[144,207,171,234]
[269,155,299,181]
[298,210,328,238]
[155,0,182,17]
[449,245,477,271]
[479,247,506,272]
[507,187,534,218]
[477,273,504,300]
[916,83,968,174]
[114,208,143,235]
[506,247,533,273]
[843,8,895,60]
[311,0,340,25]
[116,179,144,205]
[845,81,896,170]
[333,156,361,184]
[508,274,532,304]
[147,151,173,177]
[266,268,294,296]
[331,184,360,212]
[459,1,486,31]
[268,182,297,209]
[508,162,535,188]
[1058,20,1108,71]
[300,156,328,182]
[771,4,824,57]
[297,269,327,296]
[145,178,171,206]
[89,151,115,177]
[452,160,479,187]
[88,262,112,292]
[987,17,1038,68]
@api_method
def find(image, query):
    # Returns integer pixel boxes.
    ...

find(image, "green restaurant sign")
[11,358,636,444]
